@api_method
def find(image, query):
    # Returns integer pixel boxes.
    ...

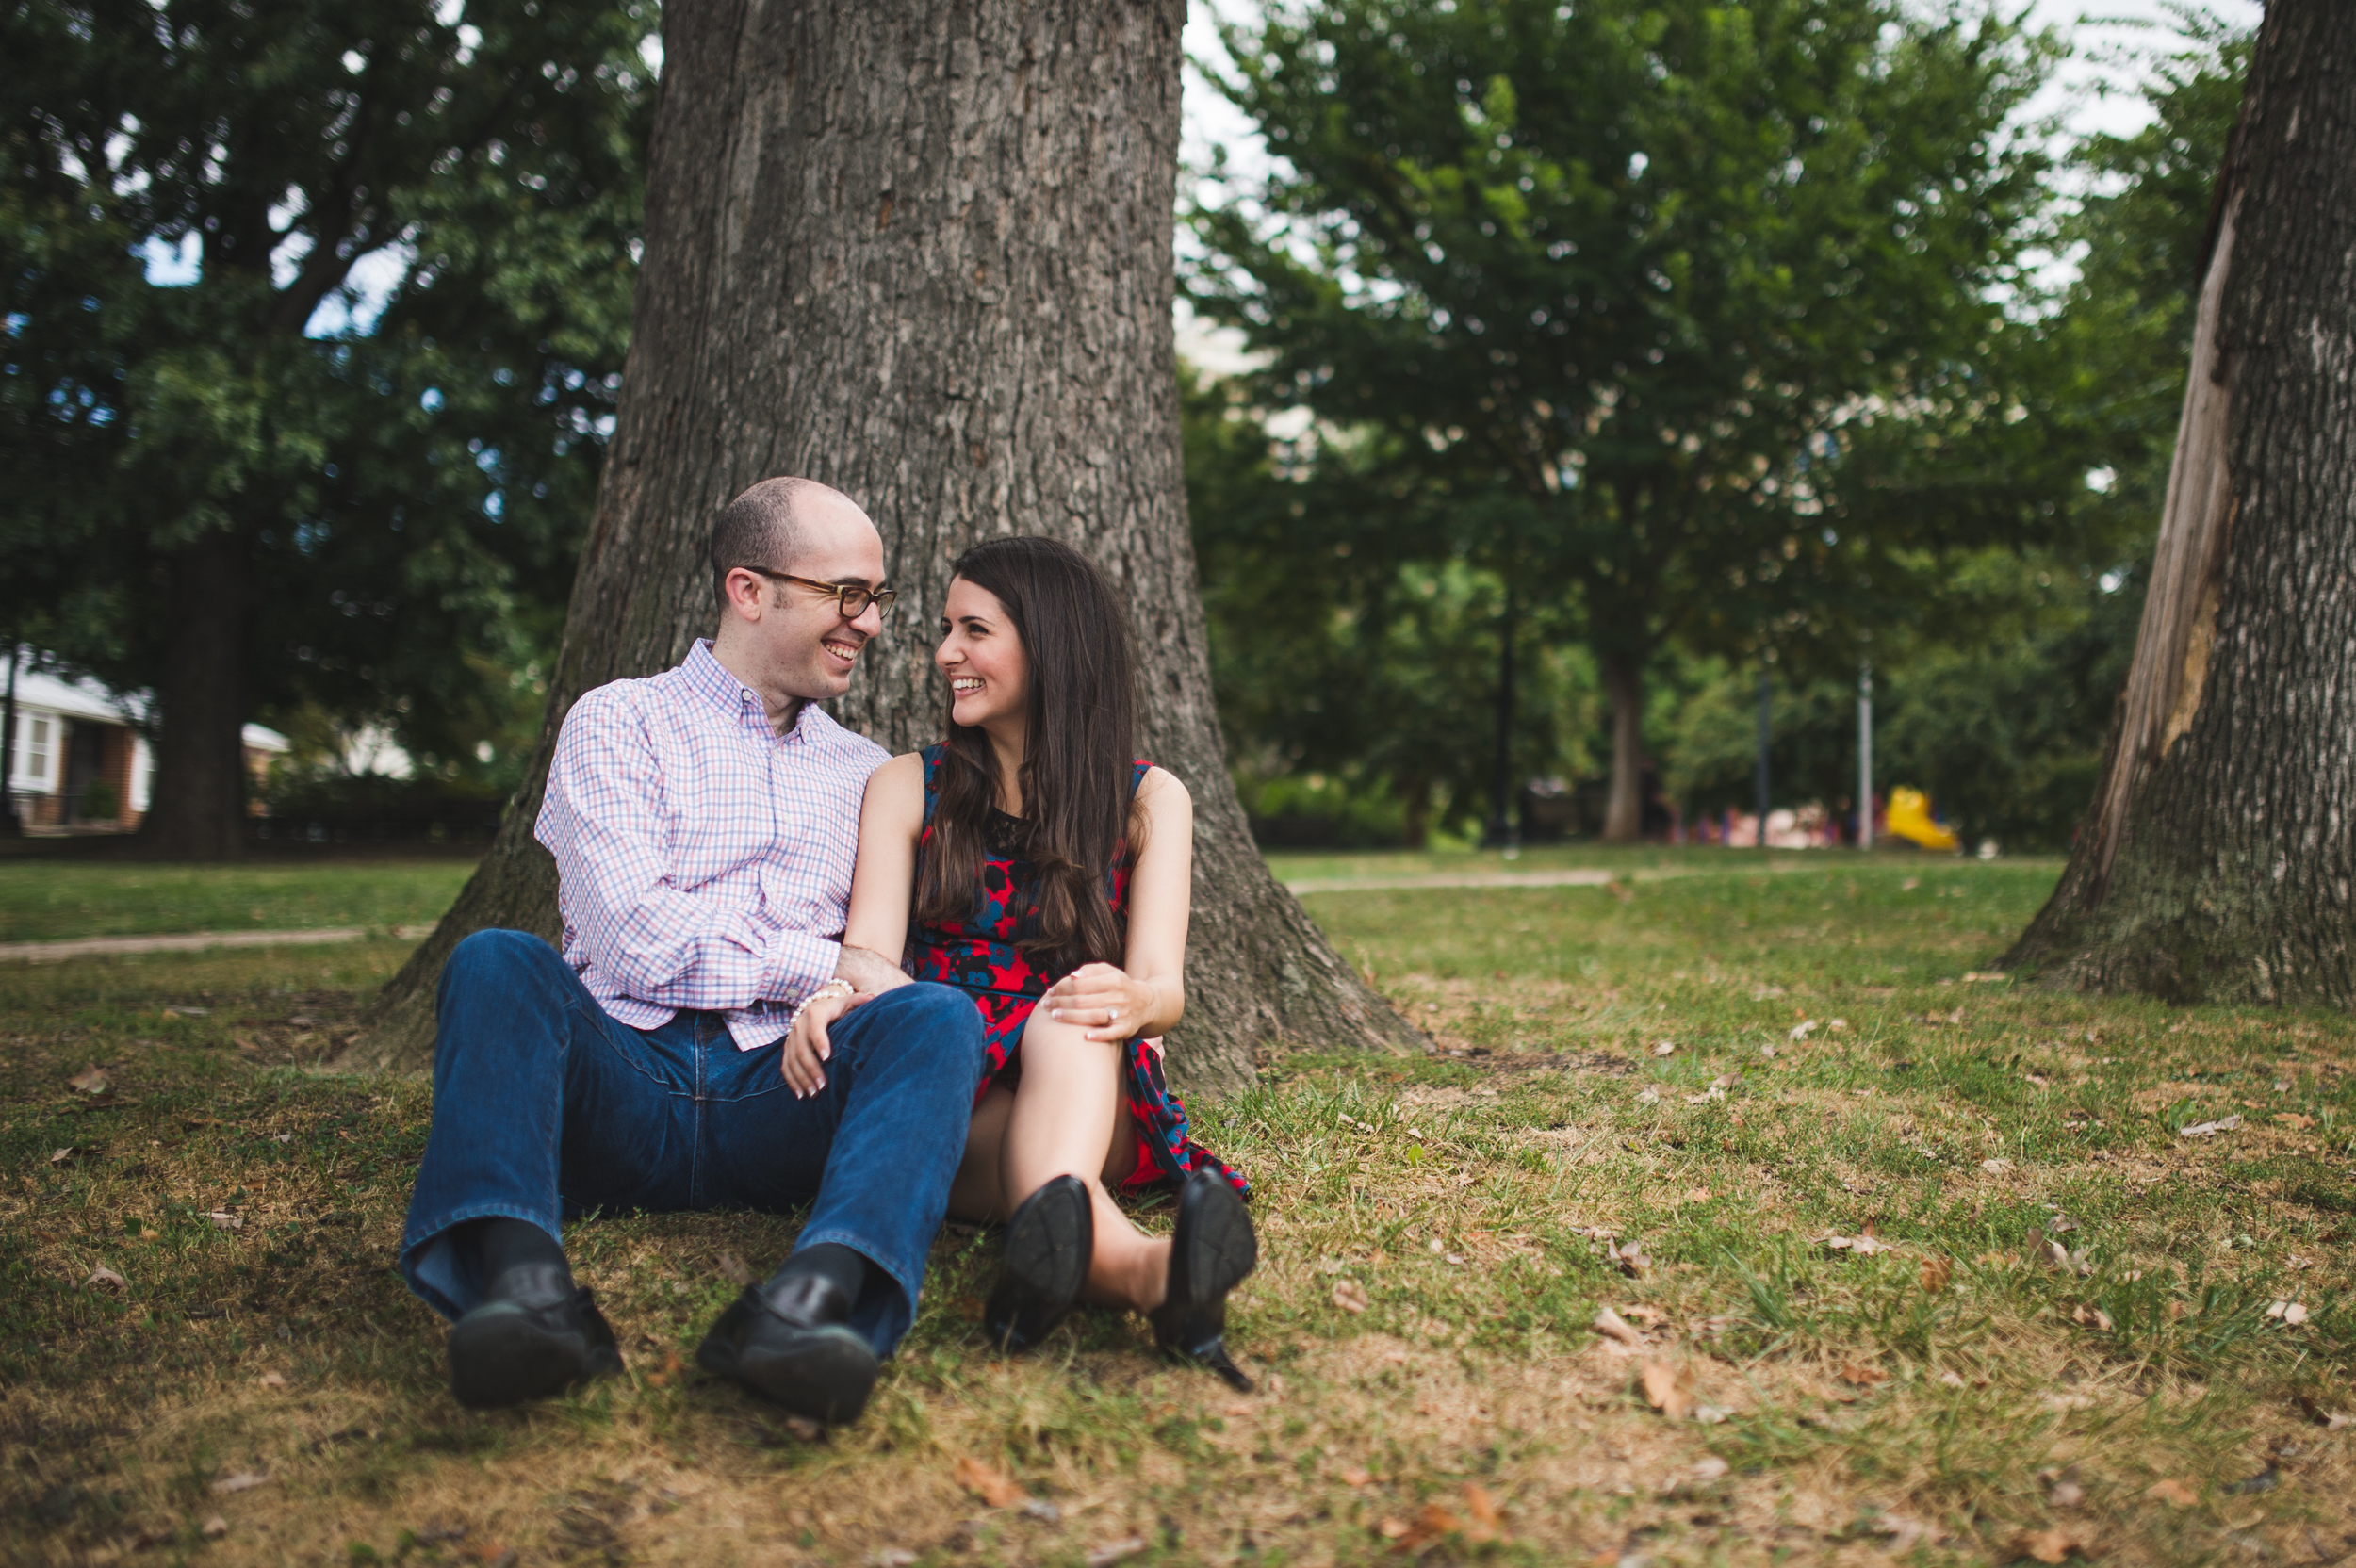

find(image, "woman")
[784,536,1257,1388]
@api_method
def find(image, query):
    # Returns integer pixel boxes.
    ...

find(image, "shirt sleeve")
[535,690,841,1012]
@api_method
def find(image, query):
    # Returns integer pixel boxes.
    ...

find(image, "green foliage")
[0,0,654,784]
[1191,0,2059,727]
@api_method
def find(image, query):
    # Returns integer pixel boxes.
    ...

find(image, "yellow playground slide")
[1885,787,1961,853]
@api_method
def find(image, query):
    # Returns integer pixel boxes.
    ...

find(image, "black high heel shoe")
[985,1175,1094,1350]
[1149,1168,1258,1391]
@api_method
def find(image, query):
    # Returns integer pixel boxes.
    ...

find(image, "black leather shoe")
[447,1267,623,1410]
[695,1273,877,1424]
[1148,1168,1257,1392]
[985,1174,1094,1351]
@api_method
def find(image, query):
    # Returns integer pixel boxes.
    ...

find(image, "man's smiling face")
[713,487,890,722]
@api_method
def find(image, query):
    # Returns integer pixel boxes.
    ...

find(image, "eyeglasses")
[744,567,898,622]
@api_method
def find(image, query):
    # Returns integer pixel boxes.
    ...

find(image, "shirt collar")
[681,638,823,743]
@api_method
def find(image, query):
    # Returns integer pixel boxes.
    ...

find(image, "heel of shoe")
[985,1175,1094,1351]
[1150,1171,1258,1392]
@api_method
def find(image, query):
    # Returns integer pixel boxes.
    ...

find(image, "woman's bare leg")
[948,1086,1017,1223]
[999,1008,1170,1314]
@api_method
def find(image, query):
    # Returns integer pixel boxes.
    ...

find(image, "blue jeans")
[399,929,984,1357]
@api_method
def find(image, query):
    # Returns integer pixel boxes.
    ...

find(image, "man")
[398,477,982,1423]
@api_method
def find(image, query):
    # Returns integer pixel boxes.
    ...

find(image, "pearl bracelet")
[786,979,856,1037]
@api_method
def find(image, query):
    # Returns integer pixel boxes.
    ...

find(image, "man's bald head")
[710,477,869,603]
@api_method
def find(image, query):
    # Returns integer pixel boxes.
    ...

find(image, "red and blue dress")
[907,744,1249,1197]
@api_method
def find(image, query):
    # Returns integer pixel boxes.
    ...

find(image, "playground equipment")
[1885,787,1960,853]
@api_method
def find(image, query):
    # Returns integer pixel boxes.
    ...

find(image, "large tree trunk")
[136,529,252,859]
[345,0,1415,1085]
[1599,650,1645,843]
[2004,2,2356,1003]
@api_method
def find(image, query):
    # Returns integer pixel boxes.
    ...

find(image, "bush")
[78,780,120,821]
[258,773,507,844]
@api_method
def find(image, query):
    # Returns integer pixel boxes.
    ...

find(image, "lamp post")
[1857,661,1873,850]
[1754,668,1771,849]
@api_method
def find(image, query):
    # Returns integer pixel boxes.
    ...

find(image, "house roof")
[9,652,286,751]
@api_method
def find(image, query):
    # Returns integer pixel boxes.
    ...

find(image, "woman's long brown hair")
[914,536,1142,972]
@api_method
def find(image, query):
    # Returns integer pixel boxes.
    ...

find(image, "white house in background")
[6,654,287,832]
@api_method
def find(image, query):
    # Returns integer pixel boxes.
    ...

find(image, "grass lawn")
[0,860,477,944]
[3,857,2353,1566]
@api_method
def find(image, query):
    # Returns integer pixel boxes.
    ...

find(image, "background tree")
[0,0,652,856]
[1189,0,2054,842]
[2005,0,2356,1002]
[1185,371,1591,847]
[348,0,1415,1084]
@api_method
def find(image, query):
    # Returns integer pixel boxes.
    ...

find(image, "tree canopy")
[0,0,654,847]
[1188,0,2061,841]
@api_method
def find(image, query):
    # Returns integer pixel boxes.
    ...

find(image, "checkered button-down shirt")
[535,639,891,1050]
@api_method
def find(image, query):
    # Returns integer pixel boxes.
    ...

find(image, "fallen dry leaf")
[1651,1041,1676,1057]
[2275,1112,2317,1130]
[2265,1299,2309,1326]
[208,1472,270,1495]
[716,1250,755,1287]
[2143,1477,2198,1508]
[1837,1364,1889,1388]
[201,1516,228,1539]
[1376,1519,1411,1541]
[2013,1526,2099,1563]
[49,1147,76,1166]
[1084,1539,1147,1568]
[1824,1233,1898,1256]
[1607,1237,1650,1278]
[84,1266,127,1291]
[68,1066,111,1095]
[1340,1467,1372,1487]
[2070,1303,2115,1332]
[256,1372,288,1389]
[953,1455,1027,1509]
[207,1211,242,1231]
[1920,1255,1954,1294]
[1461,1483,1504,1544]
[2294,1392,2354,1429]
[1333,1278,1370,1315]
[1789,1020,1816,1041]
[1939,1370,1968,1388]
[1620,1303,1665,1327]
[2179,1115,2242,1137]
[1639,1359,1693,1420]
[1981,1157,2013,1173]
[1391,1501,1465,1552]
[1592,1307,1642,1346]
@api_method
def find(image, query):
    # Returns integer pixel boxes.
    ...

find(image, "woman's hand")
[781,986,869,1098]
[1045,962,1163,1045]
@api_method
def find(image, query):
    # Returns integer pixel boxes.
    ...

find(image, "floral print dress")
[907,744,1249,1197]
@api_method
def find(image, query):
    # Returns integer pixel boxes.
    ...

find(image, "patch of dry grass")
[4,860,2354,1566]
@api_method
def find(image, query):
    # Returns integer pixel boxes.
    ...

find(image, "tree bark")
[1599,650,1644,843]
[136,529,252,859]
[2004,1,2356,1004]
[345,0,1416,1084]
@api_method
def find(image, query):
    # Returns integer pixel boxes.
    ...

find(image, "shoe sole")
[449,1311,617,1410]
[990,1178,1092,1348]
[697,1323,876,1424]
[1176,1184,1258,1309]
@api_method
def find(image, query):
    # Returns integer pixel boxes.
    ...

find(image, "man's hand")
[834,944,912,995]
[782,987,870,1098]
[1044,963,1162,1045]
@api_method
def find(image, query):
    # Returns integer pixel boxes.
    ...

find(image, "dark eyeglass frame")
[743,567,898,622]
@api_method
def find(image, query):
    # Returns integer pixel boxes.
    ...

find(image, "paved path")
[0,925,434,963]
[0,858,1864,959]
[1278,862,1821,894]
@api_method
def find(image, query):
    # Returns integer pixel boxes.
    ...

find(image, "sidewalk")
[0,925,434,963]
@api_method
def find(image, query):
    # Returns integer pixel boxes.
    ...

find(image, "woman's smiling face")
[937,575,1030,733]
